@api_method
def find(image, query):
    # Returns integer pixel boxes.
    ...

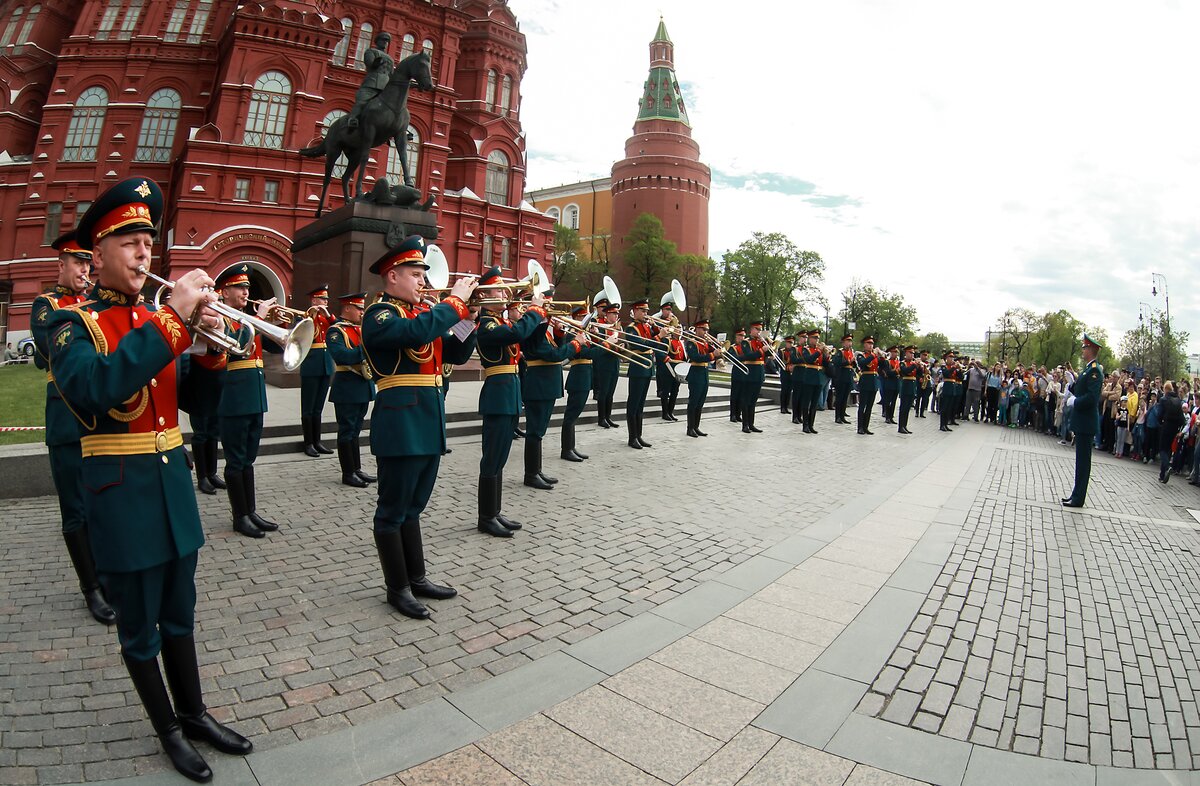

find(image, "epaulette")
[62,300,96,311]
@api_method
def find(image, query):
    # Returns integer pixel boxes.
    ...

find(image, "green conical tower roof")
[636,18,689,127]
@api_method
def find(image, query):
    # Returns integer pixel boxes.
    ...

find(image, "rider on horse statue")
[347,32,394,130]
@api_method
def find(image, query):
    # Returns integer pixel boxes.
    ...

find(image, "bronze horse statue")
[300,51,433,217]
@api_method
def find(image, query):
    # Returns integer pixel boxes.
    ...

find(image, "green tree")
[828,279,919,350]
[551,223,581,289]
[1118,308,1188,379]
[675,253,719,325]
[1028,309,1087,368]
[621,213,678,299]
[918,332,951,355]
[716,232,825,338]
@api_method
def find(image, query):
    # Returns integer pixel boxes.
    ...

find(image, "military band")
[880,345,900,425]
[623,298,662,449]
[856,336,880,435]
[779,335,795,415]
[939,351,963,432]
[728,327,746,422]
[795,329,825,434]
[326,292,376,488]
[560,305,599,461]
[299,284,336,457]
[654,296,685,422]
[898,346,919,434]
[592,301,622,428]
[520,306,585,487]
[733,321,768,433]
[684,318,718,437]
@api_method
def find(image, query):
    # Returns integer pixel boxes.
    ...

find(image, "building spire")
[637,18,688,127]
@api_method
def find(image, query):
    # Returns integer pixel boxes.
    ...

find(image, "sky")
[507,0,1200,352]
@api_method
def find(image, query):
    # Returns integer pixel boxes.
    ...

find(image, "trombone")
[552,314,653,369]
[140,266,315,372]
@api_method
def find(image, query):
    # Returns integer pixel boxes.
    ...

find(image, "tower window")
[331,17,351,66]
[484,150,509,205]
[243,71,291,149]
[43,203,62,245]
[62,86,108,162]
[400,33,415,59]
[485,69,497,110]
[135,88,181,162]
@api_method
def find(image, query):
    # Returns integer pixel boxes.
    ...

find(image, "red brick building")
[0,0,553,341]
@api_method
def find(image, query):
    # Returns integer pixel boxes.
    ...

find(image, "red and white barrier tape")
[0,426,45,432]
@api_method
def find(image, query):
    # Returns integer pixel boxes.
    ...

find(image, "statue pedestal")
[289,201,438,303]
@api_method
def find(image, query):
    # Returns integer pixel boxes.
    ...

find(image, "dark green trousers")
[49,442,85,534]
[1070,436,1092,503]
[626,377,652,424]
[687,368,709,416]
[219,413,263,472]
[187,413,220,442]
[563,389,588,428]
[334,402,368,443]
[524,399,553,440]
[480,414,518,477]
[373,455,440,535]
[99,552,198,661]
[300,375,331,418]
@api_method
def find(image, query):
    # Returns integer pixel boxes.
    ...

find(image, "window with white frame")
[117,0,142,39]
[331,17,351,65]
[484,150,509,205]
[243,71,291,149]
[43,203,62,245]
[264,180,280,204]
[500,75,512,116]
[485,69,496,109]
[0,6,24,47]
[482,235,492,266]
[134,88,180,162]
[354,22,372,70]
[400,33,415,59]
[234,178,250,200]
[545,206,560,222]
[564,204,580,230]
[385,125,420,185]
[96,0,120,39]
[62,87,108,162]
[500,237,510,270]
[5,3,38,47]
[322,110,348,178]
[185,0,211,42]
[422,38,433,57]
[163,1,188,41]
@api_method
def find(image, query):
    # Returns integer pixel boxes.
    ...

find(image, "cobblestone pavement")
[862,428,1200,769]
[0,406,942,784]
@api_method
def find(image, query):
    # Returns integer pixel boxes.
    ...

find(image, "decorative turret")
[637,18,689,127]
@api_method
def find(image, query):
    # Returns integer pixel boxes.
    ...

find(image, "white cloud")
[511,0,1200,351]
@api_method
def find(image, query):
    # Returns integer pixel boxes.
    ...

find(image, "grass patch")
[0,364,47,446]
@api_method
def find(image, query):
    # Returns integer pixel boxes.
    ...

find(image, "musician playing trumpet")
[326,292,375,487]
[299,285,336,457]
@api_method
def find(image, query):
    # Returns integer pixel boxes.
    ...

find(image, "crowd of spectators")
[928,358,1200,486]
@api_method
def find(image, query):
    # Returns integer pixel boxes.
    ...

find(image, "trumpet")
[139,266,315,371]
[249,299,309,324]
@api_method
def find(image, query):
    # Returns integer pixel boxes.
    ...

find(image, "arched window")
[0,6,23,48]
[322,110,348,178]
[500,75,512,116]
[485,69,496,109]
[484,150,509,205]
[135,88,181,162]
[422,38,433,57]
[14,4,38,46]
[400,33,415,59]
[564,204,580,230]
[62,87,108,162]
[117,0,143,40]
[545,206,560,222]
[331,17,351,66]
[354,22,373,70]
[500,237,510,269]
[482,235,492,266]
[243,71,290,149]
[386,125,421,185]
[96,0,120,39]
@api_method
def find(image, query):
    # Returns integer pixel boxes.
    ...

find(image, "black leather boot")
[193,442,216,495]
[63,527,117,625]
[338,442,368,487]
[513,425,526,439]
[401,519,457,600]
[535,437,558,484]
[524,438,553,489]
[686,409,699,438]
[353,442,376,483]
[597,399,611,428]
[373,530,429,618]
[312,417,333,455]
[243,467,279,532]
[748,406,763,433]
[694,409,708,437]
[477,476,513,537]
[561,424,583,462]
[205,440,225,489]
[301,417,319,458]
[571,426,589,460]
[224,469,262,539]
[123,653,212,783]
[160,635,253,756]
[606,398,620,428]
[627,411,642,448]
[636,415,652,447]
[495,472,523,531]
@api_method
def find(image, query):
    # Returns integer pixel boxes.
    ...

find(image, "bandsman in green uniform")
[898,345,920,434]
[326,292,376,488]
[831,333,856,425]
[362,236,478,618]
[216,265,283,539]
[592,301,622,429]
[733,320,769,433]
[48,177,252,782]
[474,268,547,537]
[654,296,684,422]
[33,231,117,625]
[939,351,962,432]
[1063,334,1104,508]
[856,336,880,435]
[728,327,746,422]
[624,297,664,448]
[560,305,600,461]
[685,318,718,437]
[916,348,933,417]
[299,284,336,457]
[779,334,796,415]
[508,300,529,441]
[880,346,901,424]
[796,329,826,434]
[520,305,586,487]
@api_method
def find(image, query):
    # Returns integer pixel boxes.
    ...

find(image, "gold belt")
[81,426,183,458]
[800,364,820,369]
[525,360,561,367]
[569,359,593,366]
[902,376,916,380]
[860,371,877,375]
[689,362,708,367]
[47,370,55,382]
[745,360,765,365]
[484,365,518,377]
[945,380,961,385]
[227,359,264,371]
[311,342,326,349]
[376,374,442,390]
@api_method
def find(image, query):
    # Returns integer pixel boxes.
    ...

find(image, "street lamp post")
[1138,302,1154,374]
[1152,273,1171,378]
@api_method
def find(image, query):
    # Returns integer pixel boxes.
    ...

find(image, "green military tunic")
[477,306,546,476]
[326,320,375,443]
